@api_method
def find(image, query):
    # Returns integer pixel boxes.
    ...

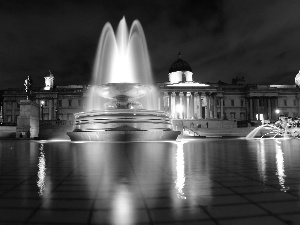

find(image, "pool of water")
[1,138,300,224]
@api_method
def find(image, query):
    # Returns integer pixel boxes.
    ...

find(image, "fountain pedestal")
[16,100,39,138]
[67,83,180,141]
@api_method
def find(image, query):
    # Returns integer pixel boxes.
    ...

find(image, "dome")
[169,52,192,73]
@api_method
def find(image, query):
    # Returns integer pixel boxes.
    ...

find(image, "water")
[87,17,157,111]
[246,124,285,138]
[1,139,300,224]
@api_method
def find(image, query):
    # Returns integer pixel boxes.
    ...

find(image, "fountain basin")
[67,109,180,141]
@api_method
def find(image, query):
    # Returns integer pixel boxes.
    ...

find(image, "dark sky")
[1,0,300,89]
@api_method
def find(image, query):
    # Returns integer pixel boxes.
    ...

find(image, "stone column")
[205,92,210,119]
[209,95,213,119]
[190,92,195,119]
[12,101,16,123]
[168,92,172,116]
[182,92,187,119]
[179,92,183,119]
[3,101,7,122]
[268,98,271,120]
[220,97,224,119]
[198,92,202,119]
[175,92,180,119]
[250,98,253,120]
[54,99,57,120]
[213,94,217,119]
[186,92,190,119]
[49,99,53,120]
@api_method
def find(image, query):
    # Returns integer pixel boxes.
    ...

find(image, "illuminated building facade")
[0,59,300,126]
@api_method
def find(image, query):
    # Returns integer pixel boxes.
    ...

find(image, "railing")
[183,126,199,136]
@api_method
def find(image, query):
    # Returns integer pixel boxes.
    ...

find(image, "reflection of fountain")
[67,17,180,141]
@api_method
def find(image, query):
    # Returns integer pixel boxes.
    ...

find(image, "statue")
[24,75,33,100]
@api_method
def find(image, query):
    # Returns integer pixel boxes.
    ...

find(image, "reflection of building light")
[111,184,135,225]
[257,140,267,185]
[275,140,289,192]
[37,144,46,196]
[175,141,186,199]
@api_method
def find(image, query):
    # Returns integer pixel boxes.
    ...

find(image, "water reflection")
[111,181,135,225]
[37,143,46,196]
[257,139,267,185]
[275,140,289,192]
[175,141,186,199]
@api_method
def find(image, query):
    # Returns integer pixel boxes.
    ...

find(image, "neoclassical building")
[1,58,300,127]
[157,54,300,124]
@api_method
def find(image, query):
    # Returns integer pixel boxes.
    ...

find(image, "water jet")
[67,18,180,141]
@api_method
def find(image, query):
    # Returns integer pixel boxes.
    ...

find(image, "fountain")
[246,116,300,139]
[67,17,180,141]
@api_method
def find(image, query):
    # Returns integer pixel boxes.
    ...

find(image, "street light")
[41,100,45,121]
[275,109,280,114]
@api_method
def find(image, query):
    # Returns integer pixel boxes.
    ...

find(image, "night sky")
[1,0,300,89]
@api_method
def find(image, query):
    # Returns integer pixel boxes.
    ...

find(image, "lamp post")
[41,100,45,121]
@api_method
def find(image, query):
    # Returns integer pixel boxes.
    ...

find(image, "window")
[58,114,63,120]
[44,100,48,106]
[294,99,297,106]
[240,112,245,120]
[223,99,225,106]
[259,99,263,106]
[78,100,82,107]
[230,112,236,119]
[240,99,244,107]
[68,100,72,107]
[231,99,234,106]
[7,115,12,122]
[43,114,49,120]
[58,100,62,107]
[283,99,287,106]
[67,113,73,120]
[217,99,220,106]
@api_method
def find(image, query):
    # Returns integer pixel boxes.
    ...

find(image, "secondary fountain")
[67,17,180,141]
[246,116,300,139]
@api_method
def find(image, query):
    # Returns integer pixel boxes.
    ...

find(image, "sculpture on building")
[24,75,33,100]
[44,70,54,90]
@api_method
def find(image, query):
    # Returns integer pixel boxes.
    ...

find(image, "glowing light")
[175,141,186,199]
[275,109,280,114]
[40,100,45,105]
[275,140,289,192]
[37,144,46,196]
[176,104,183,114]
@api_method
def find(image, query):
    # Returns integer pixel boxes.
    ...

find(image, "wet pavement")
[0,138,300,224]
